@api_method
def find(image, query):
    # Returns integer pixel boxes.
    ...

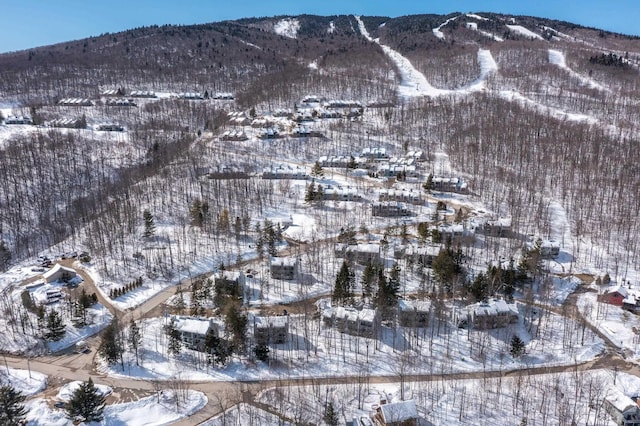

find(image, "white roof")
[606,285,629,298]
[346,243,379,254]
[270,257,298,267]
[172,316,212,336]
[469,299,518,317]
[380,400,418,422]
[42,264,76,280]
[605,387,637,413]
[254,316,288,328]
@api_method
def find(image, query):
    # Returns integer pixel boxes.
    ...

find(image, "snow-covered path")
[432,15,458,40]
[548,49,608,92]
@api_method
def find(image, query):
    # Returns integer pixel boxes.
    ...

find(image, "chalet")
[335,243,381,265]
[47,118,84,129]
[292,125,312,137]
[171,316,219,351]
[476,217,512,237]
[221,130,248,141]
[262,165,308,180]
[394,245,439,267]
[129,90,157,98]
[294,111,315,122]
[320,185,362,202]
[372,400,418,426]
[323,306,379,337]
[105,98,136,107]
[604,387,640,426]
[228,112,250,125]
[178,92,204,100]
[398,299,431,327]
[213,270,246,301]
[301,95,321,104]
[318,155,354,168]
[361,147,389,161]
[4,115,33,125]
[259,127,281,139]
[461,299,519,329]
[43,264,77,284]
[212,92,234,100]
[100,89,122,96]
[317,109,341,119]
[270,257,300,281]
[372,202,411,217]
[599,285,631,307]
[272,109,292,118]
[58,98,93,106]
[96,123,125,132]
[540,240,561,258]
[406,150,426,162]
[378,189,423,205]
[431,176,468,193]
[324,99,363,109]
[253,315,289,345]
[377,163,418,178]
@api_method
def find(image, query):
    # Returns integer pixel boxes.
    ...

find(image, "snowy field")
[25,389,206,426]
[201,403,292,426]
[0,367,47,396]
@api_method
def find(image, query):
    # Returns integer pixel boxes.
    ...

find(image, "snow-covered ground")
[0,367,47,396]
[25,389,207,426]
[201,402,291,425]
[432,16,459,40]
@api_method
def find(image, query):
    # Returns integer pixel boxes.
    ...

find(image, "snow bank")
[0,367,47,396]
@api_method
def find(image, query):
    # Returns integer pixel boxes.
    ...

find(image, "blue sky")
[1,0,639,53]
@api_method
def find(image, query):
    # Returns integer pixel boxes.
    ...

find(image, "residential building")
[323,306,379,337]
[604,388,640,426]
[253,315,289,345]
[372,400,418,426]
[270,257,300,281]
[398,299,431,327]
[43,264,77,284]
[171,316,219,351]
[462,299,519,329]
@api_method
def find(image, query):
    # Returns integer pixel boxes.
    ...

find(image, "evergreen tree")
[128,319,142,366]
[310,160,325,178]
[361,262,379,299]
[510,335,526,358]
[65,377,105,422]
[347,155,357,169]
[224,303,248,353]
[165,318,182,357]
[332,261,354,305]
[469,272,489,302]
[432,247,464,293]
[45,310,66,341]
[253,344,269,362]
[99,320,123,366]
[204,329,233,366]
[143,209,156,238]
[0,385,27,425]
[305,180,317,203]
[189,198,209,227]
[323,401,339,426]
[0,240,11,272]
[422,173,434,192]
[519,239,543,279]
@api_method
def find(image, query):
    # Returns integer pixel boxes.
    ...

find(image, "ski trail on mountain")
[548,49,609,92]
[432,16,458,40]
[354,15,497,98]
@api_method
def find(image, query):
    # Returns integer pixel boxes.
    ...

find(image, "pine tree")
[253,344,269,362]
[143,209,156,238]
[323,401,339,426]
[510,335,526,358]
[311,160,325,178]
[45,310,66,341]
[205,329,232,366]
[99,320,123,367]
[224,303,247,353]
[66,377,106,422]
[305,179,317,203]
[332,261,354,305]
[0,385,27,425]
[165,318,182,356]
[422,173,434,192]
[128,319,142,366]
[0,240,11,272]
[361,262,379,300]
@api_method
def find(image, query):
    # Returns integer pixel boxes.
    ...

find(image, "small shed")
[374,400,418,426]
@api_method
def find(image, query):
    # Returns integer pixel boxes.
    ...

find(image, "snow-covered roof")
[605,387,637,413]
[42,264,76,280]
[346,243,379,254]
[270,257,298,267]
[606,285,629,298]
[379,400,418,423]
[254,315,288,328]
[172,316,212,336]
[468,299,518,318]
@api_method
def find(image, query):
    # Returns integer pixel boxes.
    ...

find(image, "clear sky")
[1,0,639,53]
